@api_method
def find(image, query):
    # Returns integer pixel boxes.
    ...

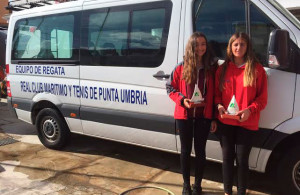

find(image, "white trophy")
[221,95,240,120]
[227,95,239,114]
[189,84,205,108]
[191,85,204,103]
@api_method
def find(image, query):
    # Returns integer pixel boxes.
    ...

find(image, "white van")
[6,0,300,193]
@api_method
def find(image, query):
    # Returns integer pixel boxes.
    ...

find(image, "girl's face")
[231,37,247,60]
[195,37,207,58]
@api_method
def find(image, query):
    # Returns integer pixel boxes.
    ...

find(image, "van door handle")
[153,71,170,80]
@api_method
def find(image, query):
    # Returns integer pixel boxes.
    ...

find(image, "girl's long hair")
[219,32,258,91]
[182,32,215,84]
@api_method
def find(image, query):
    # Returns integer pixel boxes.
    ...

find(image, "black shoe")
[192,184,202,195]
[182,183,192,195]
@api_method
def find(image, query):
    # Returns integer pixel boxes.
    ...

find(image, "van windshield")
[267,0,300,30]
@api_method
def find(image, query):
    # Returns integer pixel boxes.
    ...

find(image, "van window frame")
[80,1,172,67]
[248,2,299,73]
[267,0,300,31]
[11,11,81,65]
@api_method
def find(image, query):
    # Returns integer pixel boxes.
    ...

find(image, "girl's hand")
[237,109,251,122]
[217,104,227,115]
[183,98,192,109]
[210,120,217,133]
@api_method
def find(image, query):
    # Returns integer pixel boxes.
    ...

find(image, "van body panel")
[79,0,180,150]
[7,97,18,118]
[259,68,295,129]
[8,73,80,105]
[177,0,185,63]
[182,0,194,57]
[32,93,63,106]
[255,149,272,173]
[15,109,31,123]
[293,75,300,118]
[275,116,300,135]
[65,118,84,134]
[81,119,176,151]
[205,140,222,162]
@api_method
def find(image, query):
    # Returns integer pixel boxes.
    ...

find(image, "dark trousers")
[176,118,210,186]
[219,122,255,195]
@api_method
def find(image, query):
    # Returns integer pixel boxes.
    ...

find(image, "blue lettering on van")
[98,87,147,105]
[19,81,148,105]
[20,81,32,92]
[42,66,65,75]
[115,89,119,102]
[16,65,34,74]
[73,85,88,98]
[21,81,68,96]
[121,89,130,103]
[15,65,65,75]
[90,87,98,100]
[120,89,147,105]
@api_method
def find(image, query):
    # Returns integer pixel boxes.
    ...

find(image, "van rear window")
[12,12,80,61]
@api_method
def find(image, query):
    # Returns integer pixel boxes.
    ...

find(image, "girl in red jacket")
[166,32,217,195]
[215,32,268,195]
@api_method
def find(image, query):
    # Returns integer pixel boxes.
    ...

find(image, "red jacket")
[215,61,268,130]
[166,62,215,120]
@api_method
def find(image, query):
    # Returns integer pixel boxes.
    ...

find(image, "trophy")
[221,95,240,120]
[189,85,205,108]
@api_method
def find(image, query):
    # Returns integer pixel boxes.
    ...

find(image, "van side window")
[81,1,172,67]
[12,13,79,61]
[250,3,277,66]
[130,9,165,53]
[193,0,246,59]
[86,10,129,61]
[51,29,73,58]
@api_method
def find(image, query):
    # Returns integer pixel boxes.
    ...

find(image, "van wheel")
[276,146,300,194]
[36,108,70,149]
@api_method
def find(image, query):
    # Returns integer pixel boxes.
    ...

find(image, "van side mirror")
[267,29,290,69]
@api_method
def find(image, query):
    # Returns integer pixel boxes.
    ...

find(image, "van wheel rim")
[293,160,300,192]
[42,118,59,141]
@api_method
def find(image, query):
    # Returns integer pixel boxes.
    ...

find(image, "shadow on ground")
[62,133,278,195]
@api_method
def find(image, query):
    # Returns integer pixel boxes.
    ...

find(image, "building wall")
[0,0,9,27]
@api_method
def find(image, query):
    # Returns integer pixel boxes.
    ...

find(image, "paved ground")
[0,99,278,195]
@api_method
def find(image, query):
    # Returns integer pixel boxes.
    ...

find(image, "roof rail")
[6,0,77,11]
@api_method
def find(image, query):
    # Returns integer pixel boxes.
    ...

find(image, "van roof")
[10,0,84,17]
[9,0,136,17]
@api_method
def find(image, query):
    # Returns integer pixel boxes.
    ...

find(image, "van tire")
[276,146,300,194]
[36,108,70,149]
